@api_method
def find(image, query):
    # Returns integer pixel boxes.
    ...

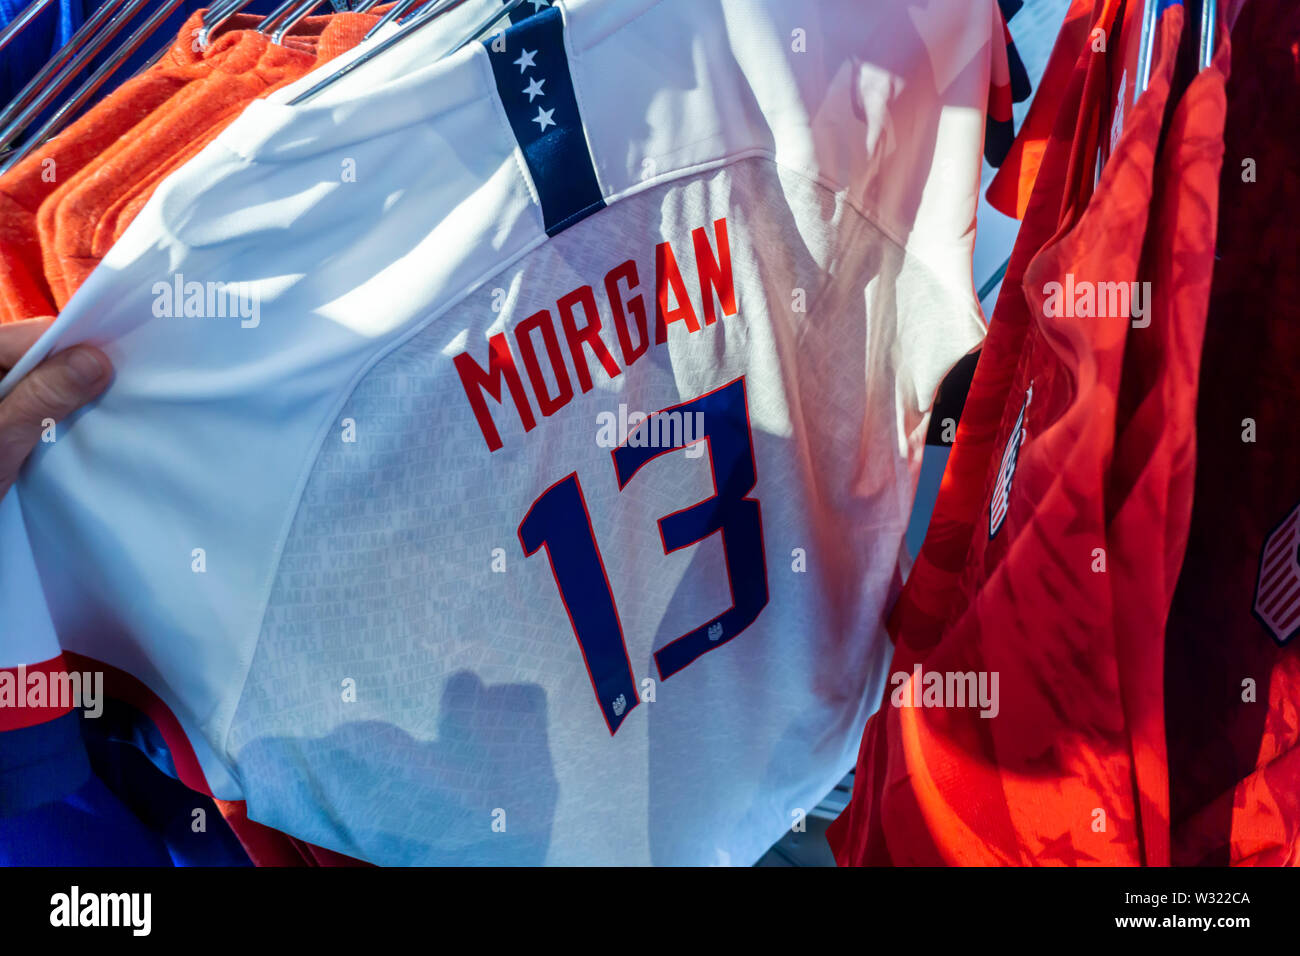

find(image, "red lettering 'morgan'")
[516,309,573,417]
[654,239,700,344]
[455,217,738,452]
[452,333,535,453]
[558,285,622,393]
[606,259,648,367]
[693,218,735,326]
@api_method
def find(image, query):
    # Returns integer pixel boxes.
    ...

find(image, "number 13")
[517,377,768,734]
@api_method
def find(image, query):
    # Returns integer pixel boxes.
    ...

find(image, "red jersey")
[986,0,1099,219]
[827,0,1201,865]
[1104,16,1229,868]
[1163,0,1300,866]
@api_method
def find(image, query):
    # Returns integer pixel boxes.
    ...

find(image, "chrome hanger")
[0,0,57,56]
[0,0,190,173]
[271,0,329,44]
[1136,0,1217,101]
[360,0,432,41]
[0,0,132,138]
[0,0,150,151]
[289,0,518,105]
[197,0,258,48]
[1197,0,1217,70]
[256,0,306,34]
[1099,0,1217,182]
[203,0,247,26]
[1135,0,1158,99]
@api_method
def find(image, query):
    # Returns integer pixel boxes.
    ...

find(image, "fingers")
[0,346,112,499]
[0,317,54,370]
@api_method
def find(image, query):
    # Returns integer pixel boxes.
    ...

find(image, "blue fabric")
[483,4,605,236]
[80,700,252,867]
[0,710,166,866]
[0,772,176,865]
[0,710,91,816]
[0,705,250,866]
[504,0,545,25]
[0,0,86,110]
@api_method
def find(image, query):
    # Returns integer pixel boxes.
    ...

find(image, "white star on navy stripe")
[523,77,545,101]
[514,48,537,72]
[532,107,556,131]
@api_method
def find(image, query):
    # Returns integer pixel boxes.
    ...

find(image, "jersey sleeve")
[984,0,1033,167]
[986,0,1100,219]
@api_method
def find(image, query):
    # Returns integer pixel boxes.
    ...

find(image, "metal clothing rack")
[986,0,1219,312]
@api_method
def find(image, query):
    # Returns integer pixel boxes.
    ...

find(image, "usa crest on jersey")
[1253,502,1300,645]
[989,383,1032,539]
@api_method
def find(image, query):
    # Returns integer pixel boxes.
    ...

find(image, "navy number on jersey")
[519,377,769,734]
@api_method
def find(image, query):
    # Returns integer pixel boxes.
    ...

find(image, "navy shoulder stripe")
[485,4,606,236]
[503,0,550,25]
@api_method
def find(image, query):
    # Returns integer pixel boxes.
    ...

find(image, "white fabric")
[0,492,60,670]
[263,0,503,105]
[0,0,995,864]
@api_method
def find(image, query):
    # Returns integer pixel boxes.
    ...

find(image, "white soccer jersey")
[0,0,998,864]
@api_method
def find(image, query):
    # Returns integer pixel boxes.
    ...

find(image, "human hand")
[0,319,111,501]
